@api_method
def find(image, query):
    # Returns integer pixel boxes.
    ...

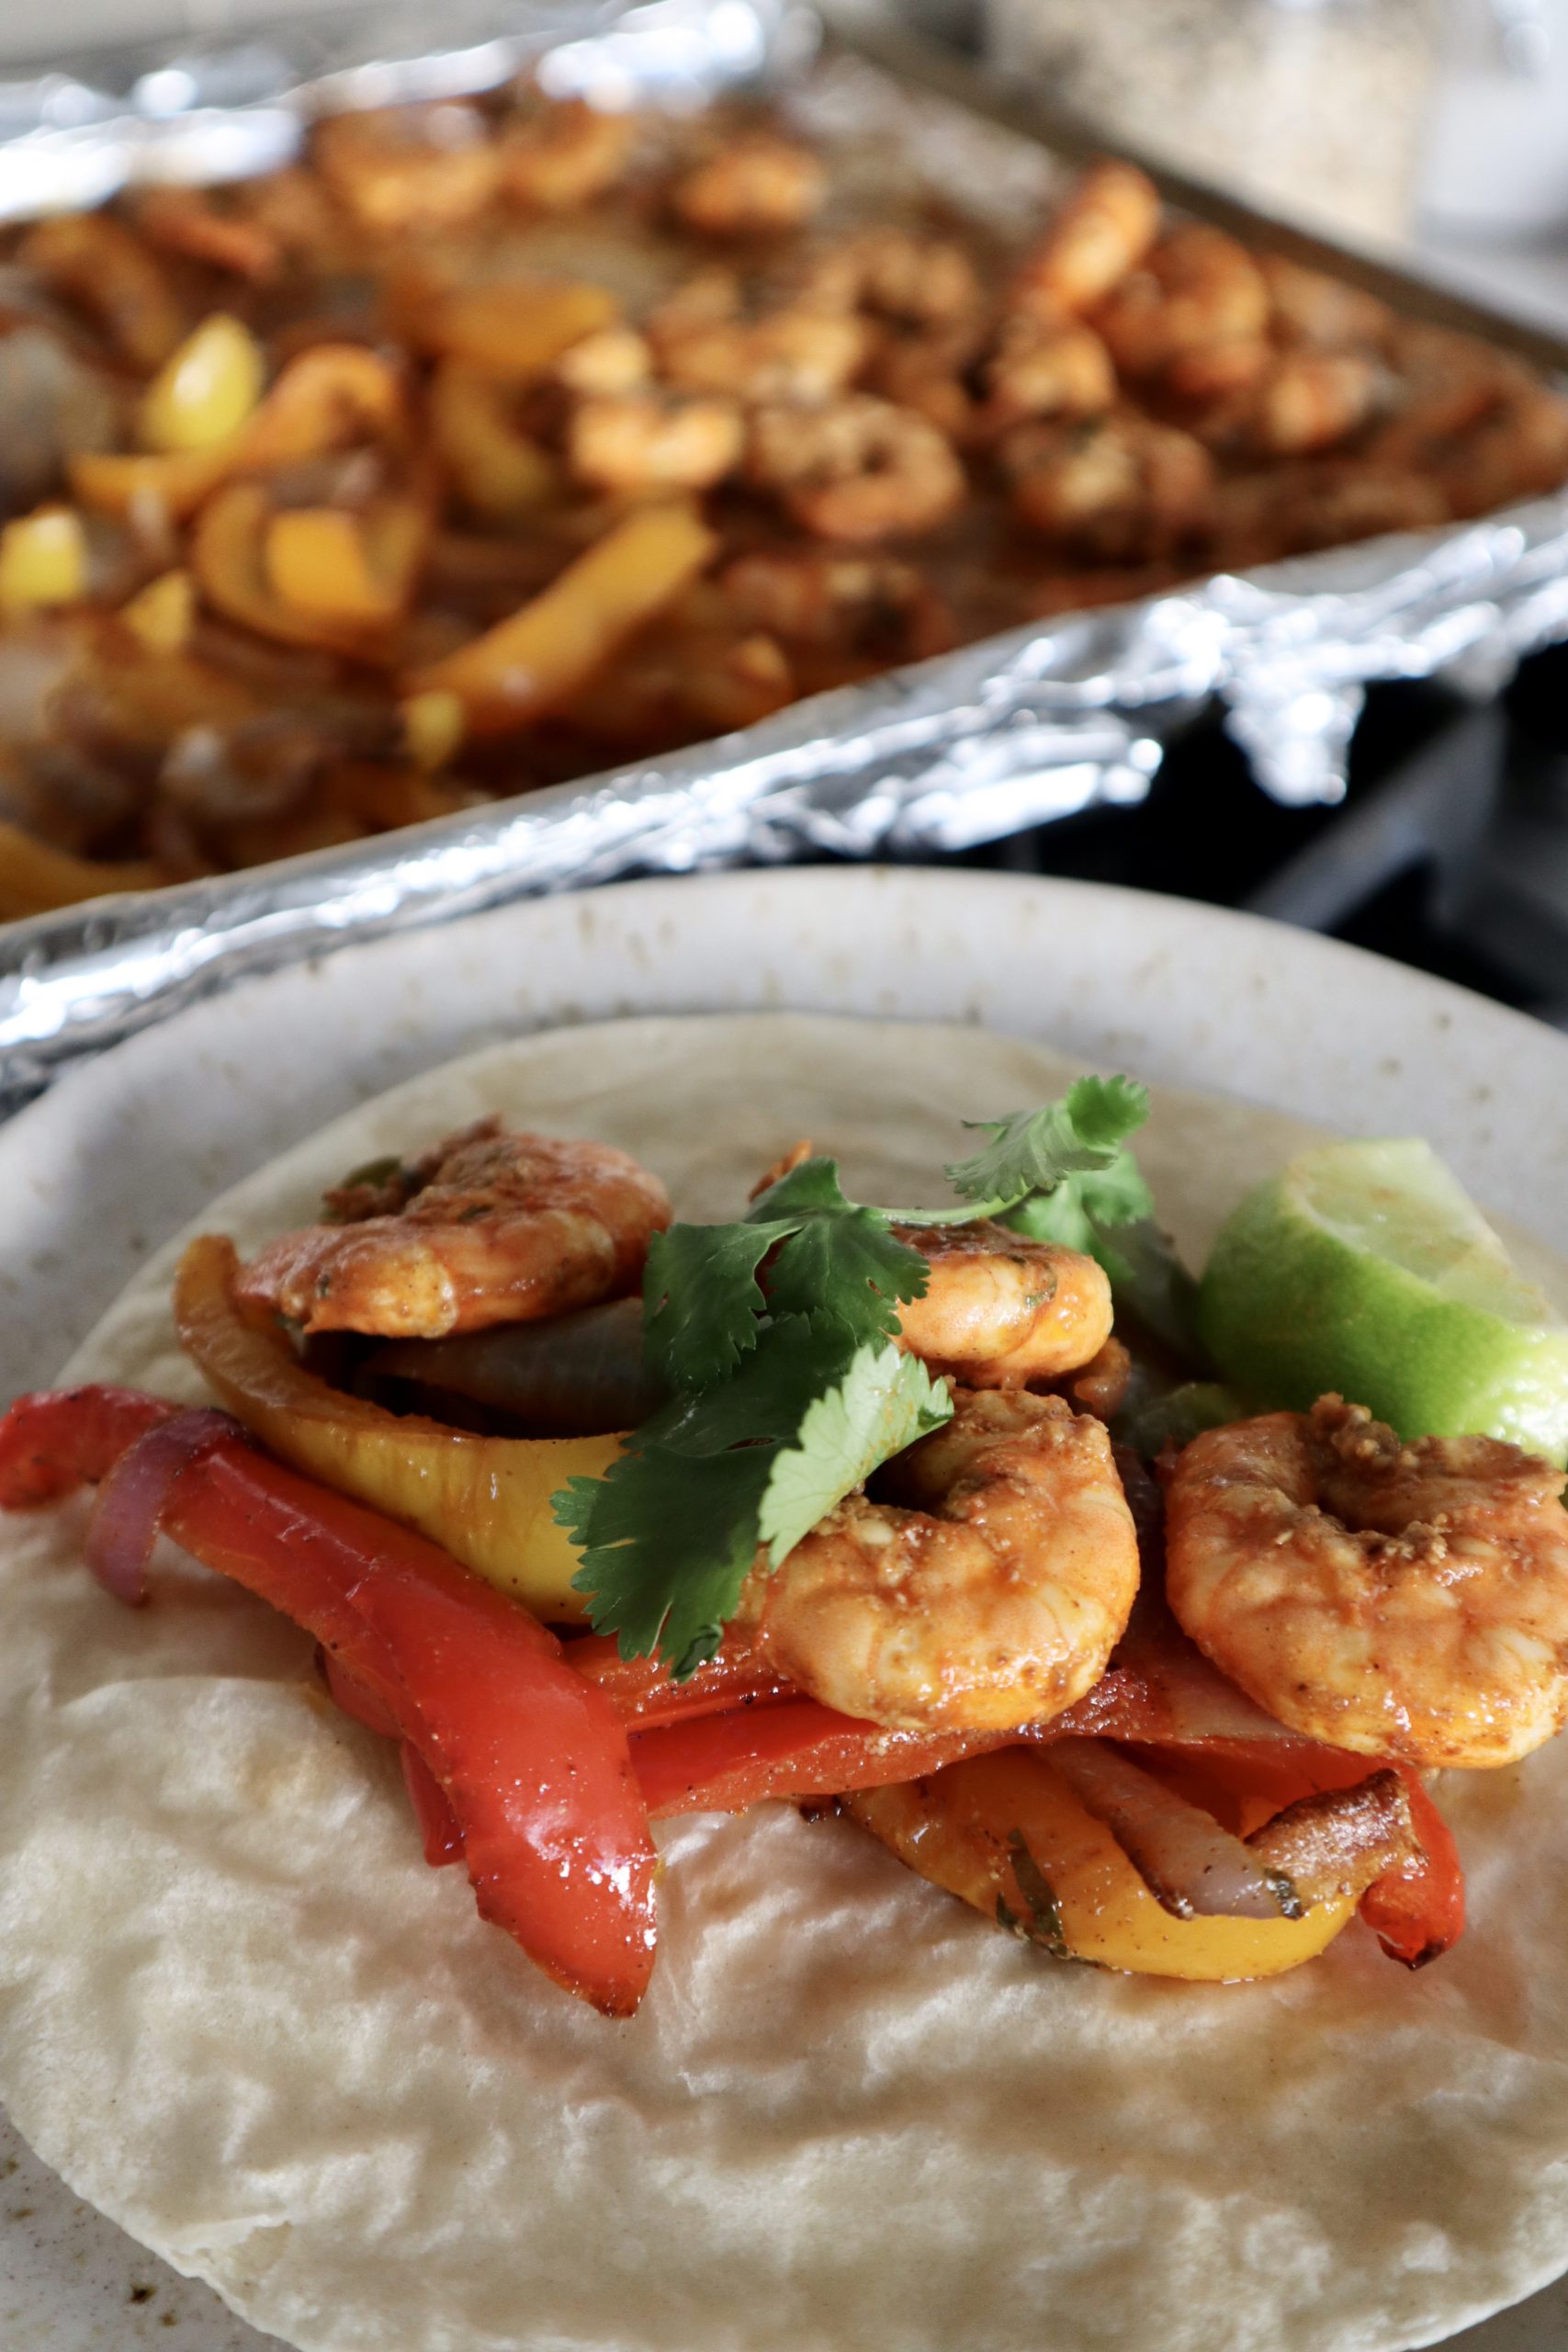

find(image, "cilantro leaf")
[1086,1215,1205,1366]
[560,1317,861,1673]
[758,1342,953,1568]
[946,1075,1150,1212]
[643,1219,791,1393]
[1004,1143,1154,1255]
[750,1156,929,1349]
[557,1441,770,1677]
[555,1069,1166,1679]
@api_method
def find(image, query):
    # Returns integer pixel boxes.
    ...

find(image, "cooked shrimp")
[1205,461,1448,566]
[978,312,1117,433]
[1434,382,1568,518]
[719,548,955,661]
[657,308,869,404]
[868,327,985,445]
[1197,351,1385,458]
[132,188,282,282]
[735,1387,1141,1731]
[797,230,984,333]
[553,327,652,397]
[1002,413,1213,560]
[1094,225,1269,381]
[1165,1395,1568,1768]
[1014,161,1162,316]
[1259,254,1392,353]
[500,97,634,211]
[567,390,743,492]
[236,1117,671,1339]
[671,134,826,237]
[313,105,502,234]
[747,395,965,542]
[893,1221,1112,1385]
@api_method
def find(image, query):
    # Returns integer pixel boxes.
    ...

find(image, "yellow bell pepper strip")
[848,1748,1357,1982]
[400,685,466,772]
[138,314,266,454]
[264,501,427,629]
[119,568,196,654]
[403,500,717,736]
[0,821,161,920]
[173,1233,620,1618]
[410,281,617,378]
[70,440,241,526]
[0,506,86,613]
[192,483,395,659]
[19,213,186,370]
[429,359,560,521]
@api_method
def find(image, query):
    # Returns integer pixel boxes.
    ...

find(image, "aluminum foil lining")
[0,3,1566,1104]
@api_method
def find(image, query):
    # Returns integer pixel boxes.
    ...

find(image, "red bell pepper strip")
[320,1645,403,1740]
[633,1696,1012,1819]
[565,1627,790,1727]
[0,1385,174,1505]
[400,1742,466,1868]
[0,1385,658,2016]
[1360,1768,1466,1967]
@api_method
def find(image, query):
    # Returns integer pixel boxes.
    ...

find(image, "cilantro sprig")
[553,1072,1179,1677]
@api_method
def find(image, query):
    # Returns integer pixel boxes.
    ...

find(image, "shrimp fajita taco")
[3,1012,1568,2352]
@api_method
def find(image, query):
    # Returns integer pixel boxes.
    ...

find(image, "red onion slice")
[400,1742,466,1867]
[1048,1736,1296,1920]
[84,1408,243,1605]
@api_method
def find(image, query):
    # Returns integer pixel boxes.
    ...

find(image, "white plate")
[4,864,1568,2352]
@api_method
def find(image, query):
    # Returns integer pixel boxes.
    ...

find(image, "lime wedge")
[1196,1137,1568,1463]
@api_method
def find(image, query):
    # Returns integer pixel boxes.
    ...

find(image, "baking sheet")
[2,0,1567,1103]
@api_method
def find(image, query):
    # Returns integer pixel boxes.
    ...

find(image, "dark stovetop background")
[939,643,1568,1028]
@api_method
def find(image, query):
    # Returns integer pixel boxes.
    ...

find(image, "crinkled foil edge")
[0,2,1565,1103]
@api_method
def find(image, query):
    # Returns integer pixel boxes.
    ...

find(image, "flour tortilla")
[2,1011,1567,2352]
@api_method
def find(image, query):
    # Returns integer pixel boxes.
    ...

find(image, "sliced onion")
[84,1408,242,1605]
[365,1295,662,1436]
[400,1741,466,1867]
[1247,1770,1418,1907]
[1047,1736,1294,1920]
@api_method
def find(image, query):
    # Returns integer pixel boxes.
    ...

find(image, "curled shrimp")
[553,326,654,397]
[1259,254,1392,353]
[236,1117,671,1339]
[671,134,826,237]
[735,1387,1140,1731]
[567,390,744,492]
[1205,461,1448,566]
[796,230,984,333]
[1165,1395,1568,1768]
[657,307,869,404]
[1002,413,1213,560]
[1094,225,1269,381]
[1197,351,1385,458]
[719,548,955,662]
[893,1221,1112,1385]
[501,97,634,211]
[313,105,502,234]
[1014,160,1162,317]
[747,395,965,543]
[977,312,1117,435]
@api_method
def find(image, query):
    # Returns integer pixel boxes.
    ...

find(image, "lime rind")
[1197,1138,1568,1465]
